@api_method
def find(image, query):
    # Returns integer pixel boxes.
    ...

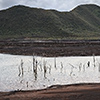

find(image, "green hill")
[0,4,100,40]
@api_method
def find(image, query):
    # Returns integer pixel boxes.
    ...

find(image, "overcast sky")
[0,0,100,11]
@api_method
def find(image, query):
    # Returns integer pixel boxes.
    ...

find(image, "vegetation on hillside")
[0,4,100,39]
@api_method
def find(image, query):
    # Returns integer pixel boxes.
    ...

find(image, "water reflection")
[0,54,100,91]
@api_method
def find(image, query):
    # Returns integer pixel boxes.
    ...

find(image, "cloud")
[0,0,16,9]
[0,0,100,11]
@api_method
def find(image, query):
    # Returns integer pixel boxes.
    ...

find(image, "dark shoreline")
[0,40,100,57]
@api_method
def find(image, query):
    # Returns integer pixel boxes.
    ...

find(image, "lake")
[0,53,100,92]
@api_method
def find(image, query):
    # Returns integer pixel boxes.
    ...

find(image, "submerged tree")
[33,54,38,80]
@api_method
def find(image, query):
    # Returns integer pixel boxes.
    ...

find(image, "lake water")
[0,53,100,92]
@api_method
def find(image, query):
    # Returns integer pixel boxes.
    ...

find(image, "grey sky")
[0,0,100,11]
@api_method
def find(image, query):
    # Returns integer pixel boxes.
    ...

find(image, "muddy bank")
[0,83,100,100]
[0,40,100,56]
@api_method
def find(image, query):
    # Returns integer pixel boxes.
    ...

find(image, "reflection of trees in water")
[18,59,24,77]
[16,55,100,90]
[43,60,47,79]
[69,63,77,76]
[33,55,38,80]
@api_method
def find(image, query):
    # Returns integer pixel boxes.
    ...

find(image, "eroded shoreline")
[0,40,100,57]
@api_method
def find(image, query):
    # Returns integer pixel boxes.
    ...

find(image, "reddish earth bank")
[1,83,100,100]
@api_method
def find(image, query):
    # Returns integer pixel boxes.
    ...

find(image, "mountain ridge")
[0,4,100,40]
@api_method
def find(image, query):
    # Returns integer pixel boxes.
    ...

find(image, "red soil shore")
[0,83,100,100]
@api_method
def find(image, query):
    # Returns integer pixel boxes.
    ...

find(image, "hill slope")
[0,4,100,39]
